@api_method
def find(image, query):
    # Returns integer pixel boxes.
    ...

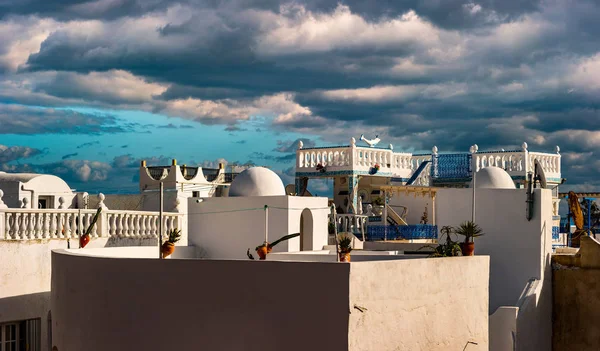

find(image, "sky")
[0,0,598,195]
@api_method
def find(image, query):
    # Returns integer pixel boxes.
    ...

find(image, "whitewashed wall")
[187,195,328,259]
[387,192,434,224]
[50,249,489,351]
[434,188,553,351]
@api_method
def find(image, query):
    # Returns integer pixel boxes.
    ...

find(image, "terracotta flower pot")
[161,242,175,258]
[256,246,268,260]
[79,234,90,248]
[460,242,475,256]
[339,252,351,262]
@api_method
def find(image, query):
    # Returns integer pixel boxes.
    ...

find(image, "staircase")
[406,161,431,186]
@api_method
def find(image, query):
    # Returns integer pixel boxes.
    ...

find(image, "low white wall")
[51,250,350,351]
[348,257,489,350]
[50,250,490,351]
[0,238,159,351]
[187,195,328,259]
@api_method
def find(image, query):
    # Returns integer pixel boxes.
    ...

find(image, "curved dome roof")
[472,167,516,189]
[229,167,285,197]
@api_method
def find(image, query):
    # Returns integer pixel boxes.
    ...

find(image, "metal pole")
[588,198,592,236]
[78,209,82,248]
[264,205,268,244]
[332,205,339,262]
[159,181,164,259]
[471,170,476,224]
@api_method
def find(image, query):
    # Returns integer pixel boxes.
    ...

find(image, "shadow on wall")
[0,292,51,350]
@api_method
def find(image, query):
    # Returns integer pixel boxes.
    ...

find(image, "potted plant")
[79,207,102,248]
[454,221,484,256]
[338,234,353,262]
[252,233,300,260]
[419,226,462,257]
[161,228,181,258]
[316,163,326,173]
[369,163,380,175]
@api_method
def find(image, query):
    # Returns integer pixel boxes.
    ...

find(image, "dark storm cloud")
[0,104,131,134]
[0,0,599,191]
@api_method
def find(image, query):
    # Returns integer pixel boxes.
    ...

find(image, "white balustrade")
[296,145,413,178]
[1,208,183,241]
[334,214,368,240]
[472,150,560,180]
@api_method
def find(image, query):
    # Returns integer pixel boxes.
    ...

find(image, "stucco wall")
[434,188,553,351]
[51,250,350,351]
[50,249,490,351]
[552,237,600,351]
[553,268,600,350]
[0,238,158,351]
[348,257,489,351]
[187,195,328,259]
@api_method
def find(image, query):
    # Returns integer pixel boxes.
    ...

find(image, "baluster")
[139,215,146,238]
[123,214,130,237]
[63,213,70,238]
[25,213,33,239]
[107,214,114,236]
[33,213,41,239]
[49,213,56,239]
[133,214,142,238]
[6,213,13,239]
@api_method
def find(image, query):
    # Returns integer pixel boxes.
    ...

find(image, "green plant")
[328,222,336,235]
[338,234,353,253]
[83,207,102,237]
[454,221,484,243]
[372,197,384,206]
[420,226,462,257]
[165,228,182,244]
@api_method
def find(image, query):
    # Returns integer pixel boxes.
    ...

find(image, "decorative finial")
[98,193,107,210]
[58,197,65,209]
[474,144,479,152]
[298,140,304,149]
[521,142,528,151]
[0,190,6,209]
[432,146,438,155]
[469,145,474,153]
[555,145,560,154]
[350,137,356,146]
[389,144,393,150]
[175,197,182,212]
[501,148,505,152]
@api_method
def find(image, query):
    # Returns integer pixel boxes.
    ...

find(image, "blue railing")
[432,153,472,179]
[405,161,431,185]
[366,224,438,241]
[552,226,560,240]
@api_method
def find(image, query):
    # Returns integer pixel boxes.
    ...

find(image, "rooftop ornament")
[360,134,381,148]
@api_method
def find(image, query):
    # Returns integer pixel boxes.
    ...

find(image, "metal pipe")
[21,185,35,208]
[264,205,269,244]
[159,181,163,259]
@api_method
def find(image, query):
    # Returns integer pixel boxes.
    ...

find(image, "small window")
[192,191,200,197]
[0,319,40,351]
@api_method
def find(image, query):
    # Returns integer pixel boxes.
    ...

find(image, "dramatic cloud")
[0,0,597,192]
[0,144,42,163]
[0,103,130,134]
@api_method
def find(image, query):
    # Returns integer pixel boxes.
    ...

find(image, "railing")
[296,141,561,185]
[296,144,414,179]
[472,147,561,181]
[333,214,368,240]
[0,208,183,240]
[432,153,471,179]
[366,224,438,241]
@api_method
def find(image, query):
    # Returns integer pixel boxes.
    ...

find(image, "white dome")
[229,167,285,197]
[472,167,516,189]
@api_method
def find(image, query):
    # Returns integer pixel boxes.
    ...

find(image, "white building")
[0,172,76,209]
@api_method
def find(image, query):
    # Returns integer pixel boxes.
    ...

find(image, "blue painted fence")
[431,153,472,179]
[366,224,438,241]
[552,226,560,241]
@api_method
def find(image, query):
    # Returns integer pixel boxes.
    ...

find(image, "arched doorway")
[300,209,313,251]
